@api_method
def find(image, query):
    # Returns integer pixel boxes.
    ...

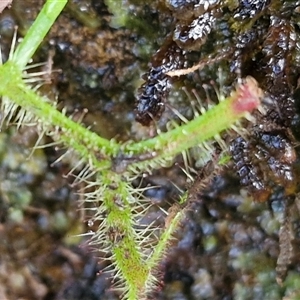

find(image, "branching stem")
[0,1,264,299]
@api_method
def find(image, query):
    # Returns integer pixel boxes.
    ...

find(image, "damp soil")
[1,1,300,299]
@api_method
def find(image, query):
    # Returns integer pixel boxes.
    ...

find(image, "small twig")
[166,50,231,77]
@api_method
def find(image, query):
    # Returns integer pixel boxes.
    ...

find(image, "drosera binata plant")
[0,1,265,299]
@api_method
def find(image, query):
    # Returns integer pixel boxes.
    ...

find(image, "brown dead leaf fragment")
[0,0,12,13]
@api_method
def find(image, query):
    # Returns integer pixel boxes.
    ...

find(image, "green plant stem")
[0,1,264,298]
[122,78,262,172]
[96,172,149,299]
[89,170,171,299]
[0,62,120,168]
[12,0,68,69]
[0,60,262,175]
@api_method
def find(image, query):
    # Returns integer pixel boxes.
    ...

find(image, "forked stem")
[0,1,265,299]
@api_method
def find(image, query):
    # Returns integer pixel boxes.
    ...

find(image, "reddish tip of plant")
[231,76,263,115]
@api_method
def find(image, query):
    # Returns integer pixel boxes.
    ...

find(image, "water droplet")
[88,220,94,227]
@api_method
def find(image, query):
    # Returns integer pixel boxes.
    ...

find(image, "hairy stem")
[0,1,265,299]
[0,62,119,168]
[122,77,263,172]
[89,172,149,299]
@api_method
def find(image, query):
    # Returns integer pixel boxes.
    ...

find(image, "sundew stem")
[122,77,263,170]
[92,172,149,299]
[12,0,68,69]
[0,62,120,167]
[0,0,264,298]
[0,59,263,173]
